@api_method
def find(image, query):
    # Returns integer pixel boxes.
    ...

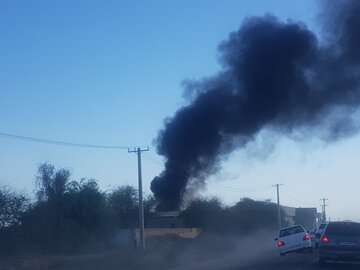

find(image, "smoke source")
[151,0,360,210]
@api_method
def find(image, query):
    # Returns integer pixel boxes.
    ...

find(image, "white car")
[275,225,313,256]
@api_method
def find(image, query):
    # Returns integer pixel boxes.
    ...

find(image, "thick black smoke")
[151,0,360,211]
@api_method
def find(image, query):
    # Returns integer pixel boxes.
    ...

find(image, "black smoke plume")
[151,0,360,211]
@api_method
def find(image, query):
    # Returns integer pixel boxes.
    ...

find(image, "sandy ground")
[0,232,276,270]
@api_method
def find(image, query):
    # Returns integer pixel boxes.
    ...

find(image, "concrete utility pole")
[320,198,329,223]
[128,147,149,250]
[273,183,284,230]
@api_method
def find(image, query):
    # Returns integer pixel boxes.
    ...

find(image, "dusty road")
[172,249,360,270]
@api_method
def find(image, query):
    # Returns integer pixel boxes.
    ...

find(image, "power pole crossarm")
[128,147,149,250]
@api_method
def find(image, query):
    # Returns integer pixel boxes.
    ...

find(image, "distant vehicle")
[309,230,317,247]
[275,225,313,256]
[318,221,360,267]
[314,222,328,248]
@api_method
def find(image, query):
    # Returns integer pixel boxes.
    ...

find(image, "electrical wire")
[142,152,164,167]
[282,187,317,206]
[146,149,172,165]
[213,182,273,192]
[0,131,132,149]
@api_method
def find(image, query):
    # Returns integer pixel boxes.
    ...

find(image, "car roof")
[280,224,304,230]
[327,221,359,225]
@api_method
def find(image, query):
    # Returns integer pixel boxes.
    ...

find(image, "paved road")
[235,251,360,270]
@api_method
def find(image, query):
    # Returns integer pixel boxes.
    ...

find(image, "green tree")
[35,163,70,202]
[64,179,108,234]
[225,197,281,233]
[22,164,111,253]
[107,185,138,228]
[143,194,157,221]
[181,197,224,231]
[0,186,29,229]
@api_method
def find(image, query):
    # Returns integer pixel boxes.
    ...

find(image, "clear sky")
[1,0,358,221]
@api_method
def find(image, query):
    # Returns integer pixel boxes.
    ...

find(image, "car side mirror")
[274,238,279,241]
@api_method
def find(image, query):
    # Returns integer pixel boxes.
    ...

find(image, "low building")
[294,207,318,231]
[282,206,296,225]
[281,206,320,231]
[146,211,184,228]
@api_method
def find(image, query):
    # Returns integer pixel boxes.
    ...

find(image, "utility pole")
[320,198,329,223]
[273,183,284,230]
[128,147,149,250]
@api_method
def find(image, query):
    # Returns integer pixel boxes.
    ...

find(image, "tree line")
[0,163,285,255]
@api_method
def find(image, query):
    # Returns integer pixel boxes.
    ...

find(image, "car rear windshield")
[280,226,305,237]
[325,223,360,236]
[319,223,326,229]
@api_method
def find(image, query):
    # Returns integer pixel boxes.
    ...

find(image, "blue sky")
[1,0,358,221]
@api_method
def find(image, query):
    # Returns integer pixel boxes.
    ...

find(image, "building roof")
[281,206,296,217]
[156,211,180,218]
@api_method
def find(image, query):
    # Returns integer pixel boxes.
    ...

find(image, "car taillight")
[321,236,329,244]
[277,241,285,246]
[303,234,310,240]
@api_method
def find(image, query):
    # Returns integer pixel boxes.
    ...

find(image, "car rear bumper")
[319,249,360,261]
[279,241,312,254]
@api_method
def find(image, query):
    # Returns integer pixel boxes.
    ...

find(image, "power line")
[145,150,165,164]
[0,131,133,149]
[142,153,189,176]
[142,153,164,167]
[281,187,318,206]
[142,154,273,193]
[214,183,273,192]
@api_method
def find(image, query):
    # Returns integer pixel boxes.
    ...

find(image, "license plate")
[339,241,357,246]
